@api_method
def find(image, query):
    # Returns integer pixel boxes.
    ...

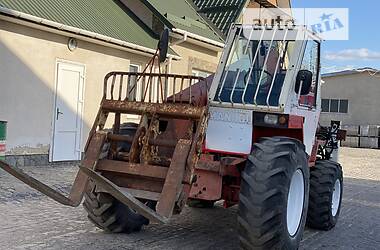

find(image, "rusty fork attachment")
[0,71,209,224]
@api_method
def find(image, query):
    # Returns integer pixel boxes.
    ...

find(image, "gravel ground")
[0,147,379,250]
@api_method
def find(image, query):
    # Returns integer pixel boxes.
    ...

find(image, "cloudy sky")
[292,0,380,73]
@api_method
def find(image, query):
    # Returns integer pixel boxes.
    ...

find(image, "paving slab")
[0,147,379,249]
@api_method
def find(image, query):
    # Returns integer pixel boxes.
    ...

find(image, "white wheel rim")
[287,169,305,237]
[331,179,341,217]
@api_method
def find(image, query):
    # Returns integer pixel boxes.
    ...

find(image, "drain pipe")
[170,32,188,46]
[172,28,224,48]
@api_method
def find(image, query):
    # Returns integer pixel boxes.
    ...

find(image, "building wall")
[171,41,220,75]
[319,72,380,126]
[0,20,223,160]
[0,20,150,156]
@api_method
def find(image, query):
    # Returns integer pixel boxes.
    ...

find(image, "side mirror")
[158,28,169,63]
[295,69,313,95]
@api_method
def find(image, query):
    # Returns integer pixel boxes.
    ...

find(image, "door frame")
[49,59,86,162]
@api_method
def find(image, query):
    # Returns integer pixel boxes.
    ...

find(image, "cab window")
[298,40,320,108]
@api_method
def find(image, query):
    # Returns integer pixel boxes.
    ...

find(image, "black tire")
[238,137,310,250]
[83,181,155,233]
[119,122,138,152]
[187,199,215,208]
[307,160,343,230]
[84,123,152,233]
[98,122,138,159]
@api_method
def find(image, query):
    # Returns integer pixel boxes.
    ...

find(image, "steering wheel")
[244,69,274,92]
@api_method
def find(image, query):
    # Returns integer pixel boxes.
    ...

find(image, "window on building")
[330,99,339,112]
[339,99,348,113]
[321,99,329,112]
[321,99,349,113]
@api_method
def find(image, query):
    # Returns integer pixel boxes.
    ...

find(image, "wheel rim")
[331,179,341,217]
[287,169,305,237]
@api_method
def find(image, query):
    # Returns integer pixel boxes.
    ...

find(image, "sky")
[291,0,380,73]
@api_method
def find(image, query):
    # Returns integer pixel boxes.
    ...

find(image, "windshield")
[214,26,295,106]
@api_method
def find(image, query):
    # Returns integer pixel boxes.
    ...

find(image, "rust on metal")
[95,186,161,201]
[109,111,121,159]
[140,115,159,165]
[195,159,221,173]
[103,71,208,105]
[0,131,107,207]
[129,114,148,163]
[104,174,164,193]
[108,133,176,150]
[156,139,191,218]
[0,67,212,224]
[96,159,168,179]
[220,157,246,167]
[189,169,222,201]
[183,107,209,184]
[102,100,204,120]
[80,167,168,223]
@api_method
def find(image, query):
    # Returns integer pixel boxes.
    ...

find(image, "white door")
[52,61,85,161]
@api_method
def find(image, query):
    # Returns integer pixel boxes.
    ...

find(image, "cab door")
[292,39,321,155]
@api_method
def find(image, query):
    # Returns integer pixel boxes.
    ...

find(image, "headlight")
[264,114,279,125]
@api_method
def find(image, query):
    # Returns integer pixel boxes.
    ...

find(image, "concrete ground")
[0,147,379,250]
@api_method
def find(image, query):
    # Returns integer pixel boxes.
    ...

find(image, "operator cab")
[209,24,321,110]
[205,24,322,155]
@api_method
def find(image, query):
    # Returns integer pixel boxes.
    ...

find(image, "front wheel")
[238,137,310,250]
[307,160,343,230]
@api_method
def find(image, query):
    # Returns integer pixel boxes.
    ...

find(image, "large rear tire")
[238,137,310,250]
[307,160,343,230]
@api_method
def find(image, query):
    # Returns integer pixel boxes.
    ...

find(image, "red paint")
[202,146,248,157]
[288,115,304,129]
[299,95,315,107]
[189,169,222,200]
[308,139,323,167]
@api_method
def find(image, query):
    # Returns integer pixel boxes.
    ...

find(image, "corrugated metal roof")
[192,0,248,36]
[0,0,160,52]
[143,0,224,43]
